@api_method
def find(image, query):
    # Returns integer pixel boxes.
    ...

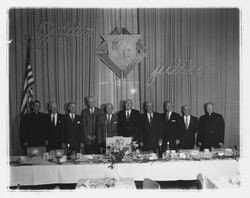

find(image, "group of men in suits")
[19,97,225,154]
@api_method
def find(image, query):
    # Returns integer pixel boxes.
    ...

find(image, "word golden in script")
[37,21,94,49]
[146,59,202,86]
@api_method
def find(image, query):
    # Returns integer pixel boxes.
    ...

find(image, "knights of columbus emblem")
[96,27,146,78]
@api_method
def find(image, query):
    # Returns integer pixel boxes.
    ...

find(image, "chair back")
[27,146,46,156]
[197,173,206,189]
[143,178,160,189]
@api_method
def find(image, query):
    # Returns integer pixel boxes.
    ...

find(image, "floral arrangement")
[106,137,138,168]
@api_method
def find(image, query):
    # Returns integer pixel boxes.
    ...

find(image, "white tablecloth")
[10,159,239,186]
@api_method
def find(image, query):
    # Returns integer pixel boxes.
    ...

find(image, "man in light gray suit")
[96,103,118,153]
[81,96,102,154]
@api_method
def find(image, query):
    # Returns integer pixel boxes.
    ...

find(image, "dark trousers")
[84,143,99,154]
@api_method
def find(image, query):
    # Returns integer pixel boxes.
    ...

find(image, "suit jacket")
[96,114,118,145]
[44,113,64,150]
[117,109,140,138]
[197,112,225,149]
[161,111,180,149]
[138,112,164,150]
[81,107,102,145]
[177,115,199,149]
[62,114,84,152]
[19,112,47,148]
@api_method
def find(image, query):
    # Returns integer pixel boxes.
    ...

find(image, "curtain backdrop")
[9,8,239,155]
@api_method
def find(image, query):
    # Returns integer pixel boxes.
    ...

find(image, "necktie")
[150,113,153,124]
[90,109,94,119]
[126,111,130,121]
[108,115,111,123]
[71,114,74,121]
[185,116,189,129]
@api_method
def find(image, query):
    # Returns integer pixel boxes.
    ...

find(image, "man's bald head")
[85,96,95,109]
[181,105,191,116]
[145,102,153,113]
[48,102,58,114]
[105,103,114,115]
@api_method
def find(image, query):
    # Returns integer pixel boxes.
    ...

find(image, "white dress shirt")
[167,111,172,120]
[106,114,112,121]
[125,110,131,117]
[147,113,153,123]
[51,113,57,126]
[89,108,95,114]
[184,115,191,128]
[69,113,75,120]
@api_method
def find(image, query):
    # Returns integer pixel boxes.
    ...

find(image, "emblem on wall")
[96,27,146,78]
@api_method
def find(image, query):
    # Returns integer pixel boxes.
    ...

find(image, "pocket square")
[114,122,118,124]
[77,121,80,124]
[171,120,176,122]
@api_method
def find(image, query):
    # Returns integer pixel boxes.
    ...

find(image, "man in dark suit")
[44,102,64,150]
[19,100,47,153]
[117,99,140,139]
[81,96,102,154]
[137,102,163,152]
[177,105,199,149]
[197,102,225,150]
[96,103,118,152]
[161,101,180,150]
[62,102,84,153]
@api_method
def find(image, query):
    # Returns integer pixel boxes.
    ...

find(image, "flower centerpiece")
[106,137,138,168]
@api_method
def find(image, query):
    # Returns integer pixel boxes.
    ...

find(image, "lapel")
[130,110,134,120]
[188,116,194,131]
[169,112,174,121]
[111,114,116,124]
[122,110,127,122]
[87,108,94,121]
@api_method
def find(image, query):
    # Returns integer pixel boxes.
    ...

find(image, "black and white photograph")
[1,0,250,197]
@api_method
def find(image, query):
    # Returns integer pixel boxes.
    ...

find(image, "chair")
[27,146,46,156]
[197,173,207,190]
[143,178,160,189]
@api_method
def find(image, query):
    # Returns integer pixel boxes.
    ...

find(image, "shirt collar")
[126,109,131,114]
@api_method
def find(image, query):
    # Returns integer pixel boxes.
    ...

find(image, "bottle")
[166,141,170,151]
[233,145,238,157]
[165,141,170,157]
[66,143,71,160]
[158,139,163,159]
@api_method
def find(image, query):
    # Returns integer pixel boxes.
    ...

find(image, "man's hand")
[176,139,180,145]
[24,142,28,147]
[139,142,144,147]
[197,142,202,147]
[87,135,96,140]
[62,142,66,149]
[80,143,85,149]
[45,140,48,146]
[219,142,224,148]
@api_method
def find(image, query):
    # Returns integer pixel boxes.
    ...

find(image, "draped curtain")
[9,8,239,155]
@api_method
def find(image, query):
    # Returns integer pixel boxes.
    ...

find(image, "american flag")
[20,37,34,116]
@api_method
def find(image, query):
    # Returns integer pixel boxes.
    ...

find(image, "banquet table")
[9,157,239,187]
